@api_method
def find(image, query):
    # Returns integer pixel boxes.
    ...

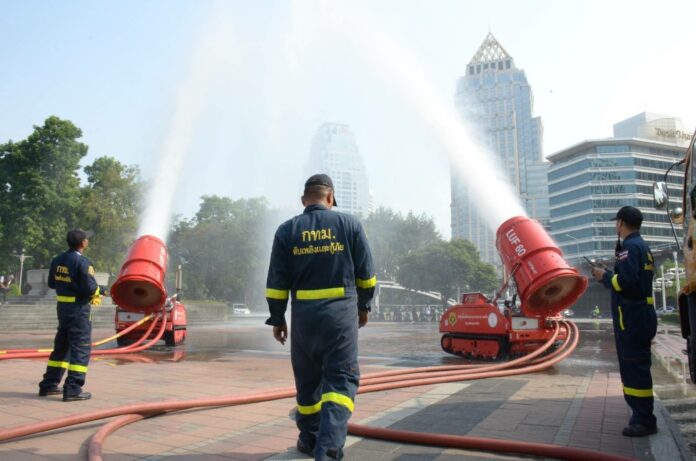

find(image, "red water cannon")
[440,216,586,360]
[110,235,169,314]
[111,235,187,347]
[496,216,587,318]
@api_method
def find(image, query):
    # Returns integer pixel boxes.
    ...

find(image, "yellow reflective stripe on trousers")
[618,306,625,330]
[646,297,654,305]
[56,296,76,303]
[265,288,289,300]
[47,360,87,373]
[297,401,322,415]
[624,386,652,398]
[68,363,88,373]
[322,392,354,412]
[611,274,622,292]
[296,287,345,300]
[356,276,377,289]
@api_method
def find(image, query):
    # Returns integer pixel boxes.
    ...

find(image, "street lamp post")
[661,265,667,310]
[11,249,31,295]
[673,250,681,294]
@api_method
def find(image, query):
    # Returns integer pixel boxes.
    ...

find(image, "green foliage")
[0,116,87,268]
[363,207,440,280]
[397,238,497,307]
[0,117,141,283]
[168,196,272,306]
[77,157,141,276]
[8,284,20,297]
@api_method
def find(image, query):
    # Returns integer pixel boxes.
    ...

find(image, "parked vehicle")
[657,306,676,315]
[231,303,251,315]
[653,128,696,383]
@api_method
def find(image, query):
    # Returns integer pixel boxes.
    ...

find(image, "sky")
[1,0,695,239]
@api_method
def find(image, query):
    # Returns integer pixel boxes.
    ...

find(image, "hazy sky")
[2,0,694,238]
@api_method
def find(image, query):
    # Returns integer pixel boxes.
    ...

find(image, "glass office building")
[307,123,370,217]
[452,33,549,264]
[548,137,686,263]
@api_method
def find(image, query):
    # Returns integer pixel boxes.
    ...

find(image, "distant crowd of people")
[0,274,15,305]
[373,305,444,322]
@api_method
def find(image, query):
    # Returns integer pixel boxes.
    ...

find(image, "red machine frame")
[439,216,586,360]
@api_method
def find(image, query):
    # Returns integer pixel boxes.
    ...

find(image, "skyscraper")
[451,33,549,264]
[307,123,370,217]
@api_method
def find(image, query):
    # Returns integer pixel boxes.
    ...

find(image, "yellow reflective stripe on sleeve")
[646,297,654,305]
[623,386,653,398]
[67,363,88,373]
[356,276,377,289]
[321,392,355,412]
[297,401,322,415]
[56,296,76,303]
[265,288,289,300]
[47,360,69,369]
[644,264,654,271]
[296,287,345,300]
[618,305,625,331]
[611,274,622,292]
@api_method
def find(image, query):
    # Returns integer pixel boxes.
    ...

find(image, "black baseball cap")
[66,229,94,249]
[304,174,337,206]
[610,206,643,228]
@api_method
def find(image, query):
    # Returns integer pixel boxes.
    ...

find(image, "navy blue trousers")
[291,300,359,461]
[612,301,657,427]
[39,302,92,396]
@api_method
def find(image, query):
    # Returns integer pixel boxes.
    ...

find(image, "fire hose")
[0,309,165,361]
[0,320,634,461]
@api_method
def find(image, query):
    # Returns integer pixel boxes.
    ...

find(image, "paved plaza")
[0,318,694,460]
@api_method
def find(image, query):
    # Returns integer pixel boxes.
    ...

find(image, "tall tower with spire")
[451,33,548,265]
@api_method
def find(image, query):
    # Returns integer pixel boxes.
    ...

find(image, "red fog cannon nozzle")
[496,216,587,318]
[110,235,168,313]
[439,216,586,360]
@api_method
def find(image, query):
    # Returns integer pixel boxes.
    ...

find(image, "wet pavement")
[0,316,694,460]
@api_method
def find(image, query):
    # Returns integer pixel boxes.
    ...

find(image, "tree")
[0,116,87,269]
[77,157,142,276]
[397,239,497,307]
[168,196,272,306]
[363,207,440,281]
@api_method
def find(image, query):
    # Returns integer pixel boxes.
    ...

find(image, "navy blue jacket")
[600,232,654,305]
[48,249,98,304]
[265,204,376,326]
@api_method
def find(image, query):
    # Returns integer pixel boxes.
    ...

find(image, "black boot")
[38,386,63,396]
[296,439,314,457]
[622,423,657,437]
[63,391,92,402]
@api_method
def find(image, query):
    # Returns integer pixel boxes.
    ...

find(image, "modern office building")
[613,112,692,147]
[452,32,549,264]
[307,123,370,217]
[548,114,690,263]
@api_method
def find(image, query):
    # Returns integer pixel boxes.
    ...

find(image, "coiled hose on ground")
[0,321,634,461]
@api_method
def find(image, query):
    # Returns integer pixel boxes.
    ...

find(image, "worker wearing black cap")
[592,206,657,437]
[265,174,375,460]
[38,229,101,401]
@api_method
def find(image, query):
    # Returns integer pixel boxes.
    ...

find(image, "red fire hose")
[0,320,633,461]
[0,312,157,356]
[0,309,166,361]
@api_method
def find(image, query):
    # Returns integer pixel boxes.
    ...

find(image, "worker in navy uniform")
[38,229,101,401]
[592,206,658,437]
[265,174,375,461]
